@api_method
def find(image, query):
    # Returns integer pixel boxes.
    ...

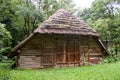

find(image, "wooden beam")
[16,53,19,67]
[41,35,43,67]
[78,37,81,66]
[54,37,57,66]
[63,39,66,63]
[87,36,90,63]
[79,37,81,66]
[74,39,75,66]
[67,39,70,67]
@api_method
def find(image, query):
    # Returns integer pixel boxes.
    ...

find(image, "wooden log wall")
[18,34,42,68]
[17,34,104,68]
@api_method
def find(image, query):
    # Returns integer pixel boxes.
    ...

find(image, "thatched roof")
[34,9,99,36]
[8,9,106,58]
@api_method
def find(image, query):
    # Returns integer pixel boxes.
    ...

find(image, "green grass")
[1,62,120,80]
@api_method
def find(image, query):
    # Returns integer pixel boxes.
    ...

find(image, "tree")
[57,0,77,13]
[37,0,77,19]
[0,23,12,56]
[0,0,22,46]
[16,0,45,39]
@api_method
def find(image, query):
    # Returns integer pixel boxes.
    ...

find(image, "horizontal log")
[89,54,102,57]
[41,63,54,66]
[19,63,40,66]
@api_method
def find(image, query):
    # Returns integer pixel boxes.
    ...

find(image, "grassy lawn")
[1,62,120,80]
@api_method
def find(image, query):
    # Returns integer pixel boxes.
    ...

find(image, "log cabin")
[8,9,108,69]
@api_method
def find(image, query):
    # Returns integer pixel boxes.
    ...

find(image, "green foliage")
[105,46,120,63]
[0,23,12,56]
[0,0,21,46]
[38,0,77,18]
[15,0,45,40]
[57,0,77,13]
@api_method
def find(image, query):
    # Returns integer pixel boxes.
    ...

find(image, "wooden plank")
[78,37,81,66]
[54,37,57,66]
[66,39,70,66]
[63,39,66,63]
[74,39,75,66]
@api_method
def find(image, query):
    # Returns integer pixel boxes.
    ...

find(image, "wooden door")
[56,38,65,63]
[67,39,80,65]
[41,36,55,68]
[56,38,80,66]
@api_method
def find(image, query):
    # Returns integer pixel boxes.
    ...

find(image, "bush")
[0,47,11,56]
[105,46,120,63]
[0,23,12,56]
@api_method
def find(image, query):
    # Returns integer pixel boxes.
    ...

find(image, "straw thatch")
[34,9,99,36]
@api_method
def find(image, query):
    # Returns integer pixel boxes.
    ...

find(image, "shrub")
[0,23,12,56]
[105,46,120,63]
